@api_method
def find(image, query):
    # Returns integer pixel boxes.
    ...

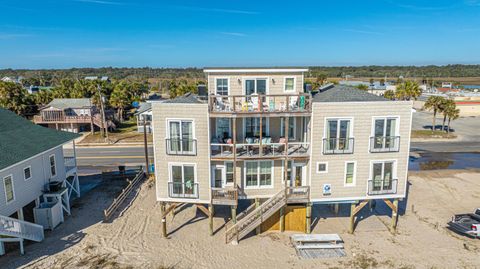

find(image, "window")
[170,164,196,197]
[245,161,273,188]
[49,155,56,177]
[371,161,395,191]
[345,162,356,186]
[284,77,295,92]
[282,160,293,182]
[3,175,14,203]
[325,118,353,153]
[216,118,231,139]
[372,117,398,150]
[244,117,268,137]
[280,117,296,140]
[167,119,195,154]
[24,166,32,180]
[245,78,267,95]
[216,78,229,95]
[316,162,328,173]
[225,162,234,185]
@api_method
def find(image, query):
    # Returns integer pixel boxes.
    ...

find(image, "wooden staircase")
[0,214,45,255]
[225,189,287,244]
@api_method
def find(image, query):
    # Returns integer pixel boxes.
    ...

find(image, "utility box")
[34,198,64,230]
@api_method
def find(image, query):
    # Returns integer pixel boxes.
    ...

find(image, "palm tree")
[423,96,446,132]
[446,107,460,134]
[395,80,421,101]
[440,99,455,132]
[356,84,368,91]
[383,90,395,100]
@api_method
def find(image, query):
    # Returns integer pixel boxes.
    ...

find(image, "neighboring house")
[27,86,53,94]
[151,68,412,244]
[135,102,153,133]
[33,98,104,133]
[1,76,22,84]
[84,76,110,82]
[0,108,80,254]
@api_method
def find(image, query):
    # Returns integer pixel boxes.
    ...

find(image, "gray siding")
[0,146,66,216]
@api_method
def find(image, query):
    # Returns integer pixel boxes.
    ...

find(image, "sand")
[2,170,480,269]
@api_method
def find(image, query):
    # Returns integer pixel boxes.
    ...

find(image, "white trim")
[242,77,270,95]
[243,160,274,189]
[310,194,405,203]
[369,115,401,153]
[214,77,230,95]
[367,159,398,195]
[167,162,198,198]
[49,154,57,178]
[280,117,296,140]
[344,161,357,187]
[405,102,413,196]
[224,161,234,187]
[281,160,292,184]
[204,68,308,73]
[3,174,15,204]
[159,198,211,204]
[322,117,354,154]
[316,162,328,174]
[23,166,32,181]
[283,77,296,92]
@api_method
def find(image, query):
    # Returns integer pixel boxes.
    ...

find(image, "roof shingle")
[313,85,388,103]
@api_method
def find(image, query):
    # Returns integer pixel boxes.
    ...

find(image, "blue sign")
[132,101,140,108]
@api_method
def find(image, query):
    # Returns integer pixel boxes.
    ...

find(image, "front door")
[292,162,307,187]
[211,165,225,188]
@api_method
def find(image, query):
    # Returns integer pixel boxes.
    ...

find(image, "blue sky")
[1,0,480,68]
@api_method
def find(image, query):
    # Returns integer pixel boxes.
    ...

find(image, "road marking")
[76,156,145,159]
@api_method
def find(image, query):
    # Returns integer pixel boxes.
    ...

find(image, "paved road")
[65,146,154,167]
[413,111,480,142]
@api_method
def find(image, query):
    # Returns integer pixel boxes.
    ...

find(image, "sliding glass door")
[168,120,194,154]
[245,79,267,95]
[373,118,397,149]
[326,119,351,151]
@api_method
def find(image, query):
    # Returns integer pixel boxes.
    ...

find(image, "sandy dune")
[2,170,480,269]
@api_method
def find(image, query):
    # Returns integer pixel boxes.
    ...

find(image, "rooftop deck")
[208,93,312,117]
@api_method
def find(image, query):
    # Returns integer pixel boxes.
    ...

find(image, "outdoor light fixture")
[237,78,241,84]
[272,78,275,84]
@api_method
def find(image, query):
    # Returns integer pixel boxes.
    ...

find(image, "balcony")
[210,141,310,159]
[370,136,400,153]
[286,186,310,203]
[166,139,197,156]
[208,94,312,115]
[211,187,238,205]
[64,156,77,176]
[33,114,93,124]
[168,182,199,199]
[322,138,354,154]
[367,178,398,195]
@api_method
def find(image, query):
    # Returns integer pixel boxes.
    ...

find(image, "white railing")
[0,215,44,242]
[64,156,76,168]
[211,142,310,158]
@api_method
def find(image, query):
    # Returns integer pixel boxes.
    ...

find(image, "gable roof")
[45,98,93,110]
[163,93,204,104]
[313,85,388,103]
[0,108,80,171]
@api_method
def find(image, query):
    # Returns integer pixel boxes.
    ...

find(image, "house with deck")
[134,102,153,133]
[0,108,80,255]
[151,68,412,244]
[33,98,105,133]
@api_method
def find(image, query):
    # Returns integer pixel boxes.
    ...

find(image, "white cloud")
[220,32,247,37]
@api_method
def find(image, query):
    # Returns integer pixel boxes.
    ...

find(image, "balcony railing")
[286,186,310,203]
[323,138,354,154]
[168,182,199,199]
[370,136,400,153]
[211,187,238,205]
[367,178,398,195]
[210,141,310,159]
[208,94,312,114]
[166,138,197,156]
[33,114,93,124]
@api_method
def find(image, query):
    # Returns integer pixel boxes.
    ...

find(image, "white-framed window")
[167,119,195,154]
[243,117,269,138]
[324,118,353,153]
[344,161,356,186]
[216,118,231,139]
[244,160,273,188]
[370,160,397,191]
[280,117,296,140]
[215,78,229,96]
[49,154,56,177]
[281,160,293,183]
[3,175,15,203]
[23,166,32,181]
[284,77,296,92]
[371,116,399,150]
[169,163,197,198]
[245,78,268,95]
[316,162,328,173]
[225,161,234,185]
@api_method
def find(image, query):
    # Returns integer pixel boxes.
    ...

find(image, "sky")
[1,0,480,69]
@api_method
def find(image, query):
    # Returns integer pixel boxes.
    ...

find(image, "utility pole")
[143,119,149,176]
[97,84,108,142]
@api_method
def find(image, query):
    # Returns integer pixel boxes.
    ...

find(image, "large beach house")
[151,68,412,244]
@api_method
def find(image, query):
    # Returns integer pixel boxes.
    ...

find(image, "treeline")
[2,64,480,83]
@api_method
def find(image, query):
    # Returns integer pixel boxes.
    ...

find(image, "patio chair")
[273,137,286,155]
[250,94,259,111]
[289,96,298,111]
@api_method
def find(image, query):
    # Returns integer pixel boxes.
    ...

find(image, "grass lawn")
[80,118,152,144]
[411,130,456,139]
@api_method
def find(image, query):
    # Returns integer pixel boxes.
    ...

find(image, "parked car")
[447,208,480,238]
